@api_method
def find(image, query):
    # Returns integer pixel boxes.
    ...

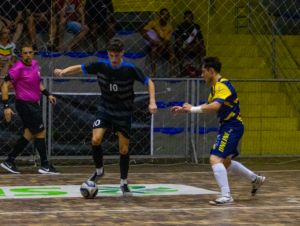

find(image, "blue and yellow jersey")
[208,78,242,124]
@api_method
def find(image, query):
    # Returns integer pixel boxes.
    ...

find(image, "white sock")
[121,179,127,186]
[96,167,103,175]
[212,163,231,197]
[227,160,257,182]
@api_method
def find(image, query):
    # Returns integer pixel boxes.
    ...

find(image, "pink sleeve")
[8,64,20,83]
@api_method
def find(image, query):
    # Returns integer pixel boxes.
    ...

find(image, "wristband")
[3,100,9,109]
[190,106,202,113]
[42,89,51,97]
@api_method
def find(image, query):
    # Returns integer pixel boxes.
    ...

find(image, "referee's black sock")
[34,138,49,167]
[120,152,130,180]
[92,145,103,169]
[7,136,30,163]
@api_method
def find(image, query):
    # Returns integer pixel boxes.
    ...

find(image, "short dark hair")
[105,38,124,52]
[184,10,193,16]
[160,8,169,15]
[202,57,222,73]
[20,41,33,53]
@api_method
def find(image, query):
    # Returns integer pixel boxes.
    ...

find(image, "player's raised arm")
[54,65,83,77]
[2,80,15,122]
[147,79,157,114]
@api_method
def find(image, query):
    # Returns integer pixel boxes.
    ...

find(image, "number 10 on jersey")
[110,84,118,92]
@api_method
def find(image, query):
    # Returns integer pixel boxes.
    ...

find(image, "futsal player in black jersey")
[54,39,157,196]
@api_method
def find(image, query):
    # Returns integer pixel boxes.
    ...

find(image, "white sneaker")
[209,196,234,206]
[251,175,265,196]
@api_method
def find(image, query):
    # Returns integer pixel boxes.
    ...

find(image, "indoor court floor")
[0,162,299,225]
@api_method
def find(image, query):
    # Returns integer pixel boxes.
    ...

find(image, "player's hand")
[149,102,157,114]
[182,103,193,112]
[54,69,65,77]
[48,95,56,104]
[4,108,15,122]
[170,106,188,116]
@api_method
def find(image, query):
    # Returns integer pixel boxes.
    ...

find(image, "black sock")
[120,152,130,180]
[7,136,30,163]
[34,138,49,167]
[92,145,103,168]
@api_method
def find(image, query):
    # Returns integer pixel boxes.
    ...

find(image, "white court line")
[0,170,299,176]
[0,206,300,215]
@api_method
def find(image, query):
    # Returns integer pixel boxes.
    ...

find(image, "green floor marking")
[10,187,68,196]
[0,189,5,197]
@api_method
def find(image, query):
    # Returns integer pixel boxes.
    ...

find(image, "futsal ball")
[80,181,98,199]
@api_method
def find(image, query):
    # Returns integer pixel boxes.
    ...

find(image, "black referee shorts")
[93,112,132,139]
[15,99,45,135]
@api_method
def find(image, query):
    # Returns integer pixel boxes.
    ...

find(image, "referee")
[55,38,157,195]
[1,42,60,174]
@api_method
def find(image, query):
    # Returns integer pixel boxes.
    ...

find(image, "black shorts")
[15,99,45,135]
[93,112,132,139]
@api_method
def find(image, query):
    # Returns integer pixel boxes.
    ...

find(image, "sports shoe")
[1,161,21,174]
[88,169,105,183]
[38,164,61,175]
[251,175,265,196]
[120,184,133,196]
[209,196,234,206]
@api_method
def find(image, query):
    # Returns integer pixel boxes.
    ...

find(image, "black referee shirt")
[82,60,149,117]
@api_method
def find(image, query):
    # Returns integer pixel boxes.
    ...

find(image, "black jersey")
[175,23,203,44]
[81,60,149,117]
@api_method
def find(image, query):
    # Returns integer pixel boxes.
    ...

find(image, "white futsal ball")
[80,181,98,199]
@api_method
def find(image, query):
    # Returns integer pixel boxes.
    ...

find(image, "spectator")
[85,0,116,53]
[0,0,25,44]
[141,8,175,77]
[56,0,89,52]
[0,27,16,91]
[26,0,58,52]
[175,10,206,76]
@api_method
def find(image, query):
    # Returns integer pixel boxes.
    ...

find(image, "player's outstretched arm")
[182,102,222,113]
[2,81,15,122]
[54,65,83,77]
[147,79,157,114]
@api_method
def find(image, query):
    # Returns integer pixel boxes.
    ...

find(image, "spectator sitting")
[175,10,206,76]
[141,8,175,77]
[56,0,89,52]
[0,0,25,44]
[85,0,116,53]
[0,27,16,91]
[26,0,58,52]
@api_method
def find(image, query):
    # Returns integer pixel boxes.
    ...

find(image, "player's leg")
[225,154,265,196]
[35,130,60,174]
[118,131,132,196]
[209,125,243,205]
[1,128,34,174]
[88,127,107,182]
[209,154,234,205]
